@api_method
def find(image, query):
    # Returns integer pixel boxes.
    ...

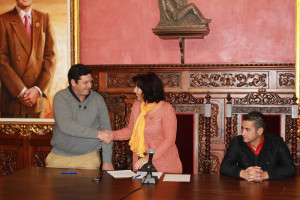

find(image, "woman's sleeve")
[111,101,139,140]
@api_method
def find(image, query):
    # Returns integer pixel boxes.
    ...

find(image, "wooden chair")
[225,88,298,162]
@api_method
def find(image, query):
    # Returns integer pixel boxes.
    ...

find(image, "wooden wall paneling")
[87,63,297,174]
[0,63,297,176]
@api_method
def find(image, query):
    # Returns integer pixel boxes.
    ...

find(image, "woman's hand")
[134,157,149,170]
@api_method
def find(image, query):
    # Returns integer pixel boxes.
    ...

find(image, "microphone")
[142,149,158,184]
[148,149,154,166]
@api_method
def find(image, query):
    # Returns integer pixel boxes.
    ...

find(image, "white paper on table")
[107,170,136,178]
[133,172,163,179]
[163,174,191,182]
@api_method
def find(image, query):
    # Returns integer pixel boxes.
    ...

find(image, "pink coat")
[112,100,182,173]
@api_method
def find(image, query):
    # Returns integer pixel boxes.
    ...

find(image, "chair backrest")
[225,88,298,161]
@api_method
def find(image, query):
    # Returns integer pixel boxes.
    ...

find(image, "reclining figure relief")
[157,0,211,27]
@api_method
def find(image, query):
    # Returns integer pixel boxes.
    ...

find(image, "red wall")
[80,0,295,64]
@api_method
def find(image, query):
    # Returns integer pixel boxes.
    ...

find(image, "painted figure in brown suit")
[0,0,56,118]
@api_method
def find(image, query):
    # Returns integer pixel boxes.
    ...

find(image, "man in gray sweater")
[46,64,114,170]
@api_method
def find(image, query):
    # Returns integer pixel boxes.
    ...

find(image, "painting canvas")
[0,0,75,119]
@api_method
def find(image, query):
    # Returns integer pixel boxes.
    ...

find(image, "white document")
[107,170,136,178]
[133,172,163,180]
[163,174,191,182]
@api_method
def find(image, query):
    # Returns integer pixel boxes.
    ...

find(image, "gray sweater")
[50,87,112,163]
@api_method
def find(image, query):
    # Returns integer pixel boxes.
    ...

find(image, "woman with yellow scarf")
[110,72,182,173]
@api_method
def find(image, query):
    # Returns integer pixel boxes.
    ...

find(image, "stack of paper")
[107,170,136,178]
[163,174,191,182]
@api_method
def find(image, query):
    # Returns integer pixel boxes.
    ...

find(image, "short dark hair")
[243,111,266,131]
[133,72,164,103]
[68,64,92,85]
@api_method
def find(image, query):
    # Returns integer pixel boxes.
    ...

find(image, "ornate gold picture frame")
[0,0,80,121]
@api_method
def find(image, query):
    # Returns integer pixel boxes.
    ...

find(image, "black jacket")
[220,134,296,180]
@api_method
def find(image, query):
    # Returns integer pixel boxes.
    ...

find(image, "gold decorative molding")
[0,122,55,136]
[70,0,80,65]
[296,0,300,101]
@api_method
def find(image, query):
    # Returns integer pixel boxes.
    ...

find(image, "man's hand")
[19,87,40,107]
[102,163,114,170]
[97,130,114,144]
[240,166,269,182]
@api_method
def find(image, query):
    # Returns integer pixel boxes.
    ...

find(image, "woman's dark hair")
[133,72,164,103]
[68,64,92,85]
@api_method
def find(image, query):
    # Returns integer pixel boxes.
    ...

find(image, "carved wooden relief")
[286,115,292,143]
[113,140,132,170]
[165,92,204,104]
[198,115,204,173]
[108,74,135,88]
[232,107,292,114]
[208,154,220,174]
[0,150,17,176]
[34,151,49,167]
[234,89,296,105]
[198,152,219,175]
[210,103,219,138]
[232,115,238,138]
[189,72,267,88]
[107,73,181,88]
[278,72,295,88]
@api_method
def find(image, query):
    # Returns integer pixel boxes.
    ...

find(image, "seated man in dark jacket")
[220,111,296,181]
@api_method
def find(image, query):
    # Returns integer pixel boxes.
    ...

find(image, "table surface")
[0,167,299,200]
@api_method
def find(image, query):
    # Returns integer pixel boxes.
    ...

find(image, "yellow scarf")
[129,101,157,157]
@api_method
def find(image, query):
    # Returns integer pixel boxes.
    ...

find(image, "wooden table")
[0,167,299,200]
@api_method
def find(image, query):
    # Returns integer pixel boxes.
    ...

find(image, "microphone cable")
[119,172,148,200]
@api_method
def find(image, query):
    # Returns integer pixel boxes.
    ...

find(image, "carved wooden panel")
[278,72,295,88]
[33,151,49,167]
[113,140,132,170]
[0,150,18,176]
[107,73,181,88]
[165,92,204,104]
[232,106,292,114]
[189,72,268,88]
[0,122,54,176]
[234,90,297,105]
[210,103,219,138]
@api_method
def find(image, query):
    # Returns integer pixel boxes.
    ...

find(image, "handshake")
[97,130,114,144]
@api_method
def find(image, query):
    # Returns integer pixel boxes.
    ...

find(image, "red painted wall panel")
[80,0,295,64]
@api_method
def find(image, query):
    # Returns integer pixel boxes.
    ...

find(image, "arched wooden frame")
[102,92,212,174]
[225,89,298,162]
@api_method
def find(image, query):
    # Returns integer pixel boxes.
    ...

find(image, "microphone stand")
[142,163,158,184]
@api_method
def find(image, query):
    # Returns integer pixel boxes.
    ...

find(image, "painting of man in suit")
[0,0,68,118]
